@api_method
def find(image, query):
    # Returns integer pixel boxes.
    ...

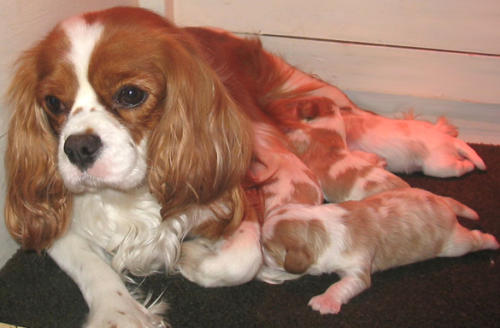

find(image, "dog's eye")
[115,85,147,108]
[45,95,65,115]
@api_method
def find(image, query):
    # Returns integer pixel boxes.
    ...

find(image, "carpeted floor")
[1,143,499,328]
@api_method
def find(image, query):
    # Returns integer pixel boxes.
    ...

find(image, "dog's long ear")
[4,47,72,251]
[147,38,253,224]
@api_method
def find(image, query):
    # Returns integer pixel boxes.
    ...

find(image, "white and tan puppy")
[272,97,410,202]
[259,188,499,314]
[341,108,486,177]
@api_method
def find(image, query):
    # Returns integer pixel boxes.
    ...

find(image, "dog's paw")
[179,221,262,287]
[85,293,168,328]
[308,293,342,315]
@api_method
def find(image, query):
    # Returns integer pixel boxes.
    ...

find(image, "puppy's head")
[5,7,252,250]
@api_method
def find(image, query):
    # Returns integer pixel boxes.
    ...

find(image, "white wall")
[0,0,139,267]
[174,0,500,144]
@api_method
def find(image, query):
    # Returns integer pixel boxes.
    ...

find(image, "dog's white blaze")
[57,17,148,192]
[62,16,104,115]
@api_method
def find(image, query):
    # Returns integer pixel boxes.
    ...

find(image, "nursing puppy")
[341,108,486,177]
[260,188,499,314]
[269,97,409,202]
[250,123,324,213]
[179,122,323,287]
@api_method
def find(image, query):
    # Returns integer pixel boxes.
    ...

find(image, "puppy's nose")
[63,134,103,171]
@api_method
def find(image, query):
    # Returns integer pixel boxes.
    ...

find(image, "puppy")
[269,97,410,202]
[260,188,499,314]
[341,108,486,177]
[250,122,324,213]
[179,122,323,287]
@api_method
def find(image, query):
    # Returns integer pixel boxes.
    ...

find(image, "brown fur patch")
[84,127,95,135]
[264,218,329,274]
[264,96,338,131]
[72,107,83,115]
[5,24,74,250]
[290,181,322,206]
[339,191,452,272]
[342,114,379,144]
[323,166,363,201]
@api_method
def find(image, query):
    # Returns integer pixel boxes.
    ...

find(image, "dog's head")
[5,7,252,250]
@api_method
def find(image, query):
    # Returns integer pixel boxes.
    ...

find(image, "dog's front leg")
[179,219,262,287]
[49,232,167,328]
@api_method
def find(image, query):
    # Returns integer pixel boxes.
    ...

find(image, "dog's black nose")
[63,134,103,171]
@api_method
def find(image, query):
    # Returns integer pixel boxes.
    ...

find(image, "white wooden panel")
[175,0,500,54]
[258,35,500,104]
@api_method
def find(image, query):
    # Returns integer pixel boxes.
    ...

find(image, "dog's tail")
[442,197,479,220]
[454,139,487,170]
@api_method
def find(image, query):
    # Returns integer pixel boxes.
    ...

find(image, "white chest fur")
[70,187,168,275]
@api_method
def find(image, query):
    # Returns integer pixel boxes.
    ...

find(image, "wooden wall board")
[174,0,500,54]
[257,34,500,104]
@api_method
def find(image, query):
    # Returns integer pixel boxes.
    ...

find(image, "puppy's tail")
[442,197,479,220]
[434,116,458,137]
[454,139,486,170]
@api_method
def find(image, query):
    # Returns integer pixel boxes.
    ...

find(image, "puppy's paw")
[422,137,486,177]
[85,293,168,328]
[308,293,342,315]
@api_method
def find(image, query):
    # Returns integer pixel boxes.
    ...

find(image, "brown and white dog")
[4,6,488,327]
[259,188,499,314]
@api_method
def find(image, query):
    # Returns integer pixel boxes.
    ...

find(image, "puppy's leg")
[440,225,499,257]
[308,268,371,315]
[49,232,168,328]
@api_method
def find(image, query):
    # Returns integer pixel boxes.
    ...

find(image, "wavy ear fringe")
[4,49,72,251]
[147,37,253,225]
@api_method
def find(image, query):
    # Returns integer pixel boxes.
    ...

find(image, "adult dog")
[5,7,485,327]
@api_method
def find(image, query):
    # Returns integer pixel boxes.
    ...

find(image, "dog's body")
[260,188,499,314]
[4,7,492,327]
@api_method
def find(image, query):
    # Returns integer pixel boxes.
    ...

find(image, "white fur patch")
[179,220,263,287]
[63,16,104,112]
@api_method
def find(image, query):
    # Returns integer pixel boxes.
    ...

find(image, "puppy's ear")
[4,47,72,251]
[147,40,253,222]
